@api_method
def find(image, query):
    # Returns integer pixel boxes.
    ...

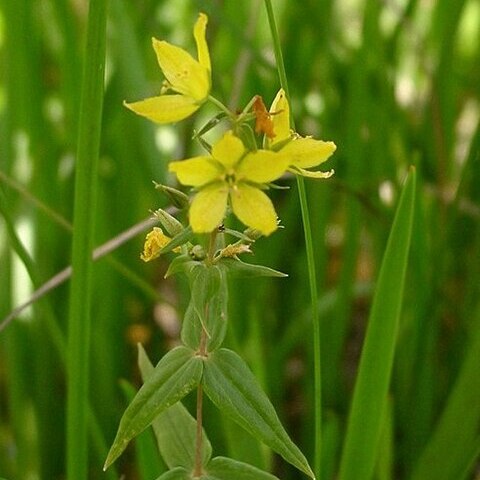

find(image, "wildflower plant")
[105,12,335,479]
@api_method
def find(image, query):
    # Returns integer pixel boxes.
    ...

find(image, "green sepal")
[181,265,228,352]
[195,111,229,139]
[104,346,203,470]
[154,467,190,480]
[203,348,314,478]
[266,182,290,190]
[159,226,194,255]
[206,456,280,480]
[238,122,258,152]
[219,258,287,278]
[138,345,212,470]
[222,228,256,242]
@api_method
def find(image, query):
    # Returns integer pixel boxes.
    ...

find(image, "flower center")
[225,173,237,186]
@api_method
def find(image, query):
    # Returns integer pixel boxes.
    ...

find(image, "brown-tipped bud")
[154,182,190,209]
[152,208,184,237]
[218,243,252,259]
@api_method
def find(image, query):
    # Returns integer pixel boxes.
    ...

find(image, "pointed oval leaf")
[338,169,416,480]
[105,346,203,469]
[203,348,314,478]
[138,345,212,469]
[154,467,190,480]
[219,258,287,278]
[182,265,228,352]
[206,456,280,480]
[119,379,163,477]
[165,254,201,278]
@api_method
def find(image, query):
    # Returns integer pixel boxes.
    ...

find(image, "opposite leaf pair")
[105,346,314,479]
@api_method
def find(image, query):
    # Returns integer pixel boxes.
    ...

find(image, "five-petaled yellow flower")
[124,13,211,123]
[268,89,336,178]
[169,131,290,236]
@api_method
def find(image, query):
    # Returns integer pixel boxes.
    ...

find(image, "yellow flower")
[141,227,175,262]
[268,89,336,178]
[169,131,290,236]
[124,13,211,124]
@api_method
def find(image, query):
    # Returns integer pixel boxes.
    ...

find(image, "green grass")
[1,0,480,479]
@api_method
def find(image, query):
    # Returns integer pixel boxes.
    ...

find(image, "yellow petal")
[140,227,171,262]
[212,131,245,170]
[281,137,336,169]
[169,157,221,186]
[230,183,278,236]
[236,150,289,183]
[290,166,335,179]
[270,88,291,146]
[193,13,211,72]
[152,38,209,101]
[124,95,199,123]
[189,183,229,232]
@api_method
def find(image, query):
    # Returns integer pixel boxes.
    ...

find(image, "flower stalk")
[264,1,324,478]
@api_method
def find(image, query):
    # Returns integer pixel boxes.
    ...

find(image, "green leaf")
[181,265,228,352]
[219,258,287,278]
[206,456,280,480]
[409,302,480,480]
[159,225,194,254]
[202,348,314,478]
[137,345,212,470]
[104,346,203,470]
[165,254,201,278]
[338,168,416,480]
[119,379,164,479]
[154,467,190,480]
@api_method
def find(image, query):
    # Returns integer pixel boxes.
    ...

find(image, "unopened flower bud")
[154,182,190,209]
[153,208,184,236]
[218,243,252,258]
[243,227,263,242]
[189,244,206,261]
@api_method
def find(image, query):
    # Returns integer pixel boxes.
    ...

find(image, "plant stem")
[194,230,219,476]
[264,1,322,478]
[194,307,209,477]
[194,375,205,476]
[208,94,233,118]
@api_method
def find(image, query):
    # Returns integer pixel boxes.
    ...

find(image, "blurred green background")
[1,0,479,478]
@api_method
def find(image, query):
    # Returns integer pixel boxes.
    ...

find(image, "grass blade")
[338,168,416,480]
[65,0,108,478]
[409,301,480,480]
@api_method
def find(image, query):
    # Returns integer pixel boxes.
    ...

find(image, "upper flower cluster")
[125,13,336,249]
